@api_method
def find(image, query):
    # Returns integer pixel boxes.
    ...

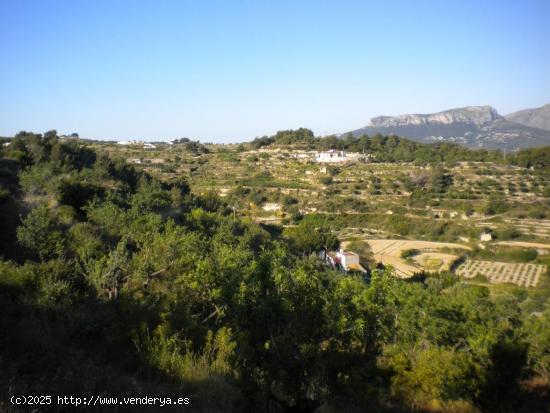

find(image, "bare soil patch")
[363,239,470,278]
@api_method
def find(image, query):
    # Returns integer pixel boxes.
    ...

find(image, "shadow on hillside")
[1,276,549,413]
[0,280,241,412]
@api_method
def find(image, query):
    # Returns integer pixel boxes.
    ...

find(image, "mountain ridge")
[505,103,550,132]
[347,104,550,150]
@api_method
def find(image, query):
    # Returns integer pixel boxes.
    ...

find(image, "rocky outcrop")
[370,106,500,128]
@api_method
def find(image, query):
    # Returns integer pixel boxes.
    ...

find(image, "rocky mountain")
[505,103,550,132]
[348,105,550,150]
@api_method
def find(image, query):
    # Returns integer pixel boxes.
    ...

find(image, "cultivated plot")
[365,239,470,278]
[455,259,546,287]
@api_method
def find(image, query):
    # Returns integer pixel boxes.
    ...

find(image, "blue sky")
[1,0,549,142]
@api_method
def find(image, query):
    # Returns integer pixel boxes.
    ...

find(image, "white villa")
[315,150,370,163]
[323,249,367,273]
[262,203,281,212]
[117,140,143,146]
[116,140,156,149]
[316,149,348,163]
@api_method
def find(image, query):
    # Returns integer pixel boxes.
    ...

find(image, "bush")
[401,249,420,259]
[527,204,548,219]
[507,248,538,262]
[56,180,105,212]
[17,205,65,260]
[480,196,509,215]
[495,226,522,240]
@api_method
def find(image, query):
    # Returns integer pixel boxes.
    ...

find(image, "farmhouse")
[117,139,145,146]
[323,249,367,273]
[262,202,281,212]
[315,150,369,163]
[480,232,493,242]
[316,149,347,163]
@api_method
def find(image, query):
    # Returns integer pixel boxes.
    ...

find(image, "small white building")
[480,232,493,242]
[323,249,366,273]
[262,203,281,212]
[143,143,157,149]
[336,249,364,272]
[118,140,148,146]
[316,149,347,163]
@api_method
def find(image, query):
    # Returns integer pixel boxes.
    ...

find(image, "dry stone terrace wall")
[100,144,550,242]
[455,259,545,287]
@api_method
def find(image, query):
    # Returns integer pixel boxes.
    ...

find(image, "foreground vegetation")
[1,131,550,412]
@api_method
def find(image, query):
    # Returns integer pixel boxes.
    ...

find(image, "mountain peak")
[348,104,550,150]
[505,103,550,132]
[369,106,500,128]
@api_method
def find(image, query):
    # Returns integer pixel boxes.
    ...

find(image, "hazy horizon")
[1,0,549,142]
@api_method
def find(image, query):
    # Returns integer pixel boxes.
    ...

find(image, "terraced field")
[455,259,546,287]
[364,239,470,278]
[494,240,550,253]
[98,144,550,288]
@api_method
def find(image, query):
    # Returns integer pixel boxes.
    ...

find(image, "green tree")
[283,221,339,256]
[88,238,130,300]
[429,166,453,193]
[17,205,65,260]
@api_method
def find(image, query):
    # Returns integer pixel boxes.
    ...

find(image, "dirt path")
[494,241,550,250]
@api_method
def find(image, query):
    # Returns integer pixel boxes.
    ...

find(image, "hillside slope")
[505,103,550,131]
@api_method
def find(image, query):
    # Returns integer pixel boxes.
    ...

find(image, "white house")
[143,143,157,149]
[323,249,366,273]
[480,232,493,242]
[316,149,347,163]
[336,249,366,272]
[262,203,281,212]
[118,140,149,146]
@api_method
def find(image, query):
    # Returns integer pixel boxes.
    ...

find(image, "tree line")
[249,128,550,167]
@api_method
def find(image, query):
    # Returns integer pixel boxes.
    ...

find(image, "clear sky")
[1,0,549,142]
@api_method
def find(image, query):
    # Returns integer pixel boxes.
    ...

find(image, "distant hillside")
[505,103,550,131]
[348,105,550,150]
